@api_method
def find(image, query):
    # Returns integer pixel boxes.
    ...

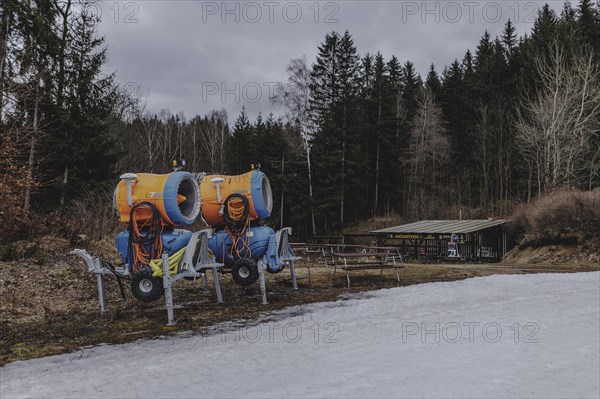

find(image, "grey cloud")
[98,0,559,123]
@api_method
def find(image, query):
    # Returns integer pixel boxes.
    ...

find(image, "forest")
[1,0,600,241]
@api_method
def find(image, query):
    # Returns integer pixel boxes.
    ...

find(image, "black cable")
[102,260,128,303]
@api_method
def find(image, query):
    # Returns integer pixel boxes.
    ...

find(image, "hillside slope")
[505,190,600,265]
[2,273,599,398]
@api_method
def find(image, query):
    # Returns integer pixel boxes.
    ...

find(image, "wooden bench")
[341,263,399,270]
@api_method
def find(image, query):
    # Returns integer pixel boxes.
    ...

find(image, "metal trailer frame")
[72,227,302,323]
[257,227,301,305]
[71,228,223,325]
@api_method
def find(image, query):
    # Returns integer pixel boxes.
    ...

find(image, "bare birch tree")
[515,42,600,194]
[200,109,228,173]
[271,56,317,235]
[407,88,449,219]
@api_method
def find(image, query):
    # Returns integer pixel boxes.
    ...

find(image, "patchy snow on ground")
[1,272,599,399]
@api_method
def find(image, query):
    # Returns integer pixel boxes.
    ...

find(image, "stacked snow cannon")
[201,169,287,286]
[113,167,289,301]
[114,171,202,301]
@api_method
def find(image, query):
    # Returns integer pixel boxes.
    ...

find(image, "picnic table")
[288,243,321,285]
[291,243,402,255]
[330,251,405,287]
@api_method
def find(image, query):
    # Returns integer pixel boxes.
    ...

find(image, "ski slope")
[2,272,599,398]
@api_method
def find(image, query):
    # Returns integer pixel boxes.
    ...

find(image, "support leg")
[162,253,175,326]
[202,273,209,292]
[96,274,107,314]
[212,267,223,304]
[258,262,268,305]
[290,261,298,290]
[345,269,351,288]
[307,259,312,286]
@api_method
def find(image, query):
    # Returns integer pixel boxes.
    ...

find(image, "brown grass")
[513,190,600,235]
[65,188,122,241]
[503,190,600,265]
[343,213,406,235]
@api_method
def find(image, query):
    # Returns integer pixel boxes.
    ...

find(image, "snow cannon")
[208,226,293,286]
[200,170,272,226]
[114,172,201,226]
[208,226,274,264]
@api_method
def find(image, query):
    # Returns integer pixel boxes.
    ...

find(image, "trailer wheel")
[231,258,259,286]
[131,267,164,302]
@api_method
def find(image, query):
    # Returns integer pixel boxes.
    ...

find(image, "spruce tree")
[577,0,600,57]
[53,5,120,202]
[226,106,255,173]
[309,31,343,231]
[425,64,441,96]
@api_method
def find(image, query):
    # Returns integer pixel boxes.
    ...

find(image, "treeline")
[2,1,600,241]
[229,1,600,235]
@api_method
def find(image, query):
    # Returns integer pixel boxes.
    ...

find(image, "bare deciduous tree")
[200,109,228,173]
[272,56,317,235]
[515,42,600,194]
[407,88,449,219]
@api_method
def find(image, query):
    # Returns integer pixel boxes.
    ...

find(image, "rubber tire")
[231,258,259,286]
[131,267,165,302]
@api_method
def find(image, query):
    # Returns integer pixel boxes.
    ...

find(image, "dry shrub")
[66,188,121,242]
[0,132,34,242]
[343,212,405,235]
[512,190,600,246]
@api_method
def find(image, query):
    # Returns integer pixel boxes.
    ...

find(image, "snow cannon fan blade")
[174,175,201,224]
[115,172,201,226]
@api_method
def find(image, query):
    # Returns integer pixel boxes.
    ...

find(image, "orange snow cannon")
[200,170,273,226]
[114,172,201,226]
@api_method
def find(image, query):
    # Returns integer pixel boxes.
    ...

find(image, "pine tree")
[309,32,342,231]
[337,30,363,224]
[440,60,464,162]
[577,0,600,57]
[226,106,255,173]
[529,4,558,64]
[501,19,517,58]
[371,52,387,214]
[309,30,363,229]
[425,64,441,96]
[358,52,375,212]
[359,53,374,98]
[309,31,341,124]
[400,61,421,124]
[52,4,120,203]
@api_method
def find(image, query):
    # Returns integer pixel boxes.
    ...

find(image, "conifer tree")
[226,106,255,173]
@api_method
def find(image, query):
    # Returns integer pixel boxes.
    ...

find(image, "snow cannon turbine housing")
[114,171,201,226]
[200,170,272,226]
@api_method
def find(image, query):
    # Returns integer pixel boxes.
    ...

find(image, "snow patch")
[1,272,599,398]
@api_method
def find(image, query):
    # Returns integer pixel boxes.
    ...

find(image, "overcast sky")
[96,0,566,123]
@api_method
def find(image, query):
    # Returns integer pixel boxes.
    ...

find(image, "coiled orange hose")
[223,194,252,261]
[128,202,163,273]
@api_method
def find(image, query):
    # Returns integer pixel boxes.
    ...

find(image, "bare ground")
[1,236,598,366]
